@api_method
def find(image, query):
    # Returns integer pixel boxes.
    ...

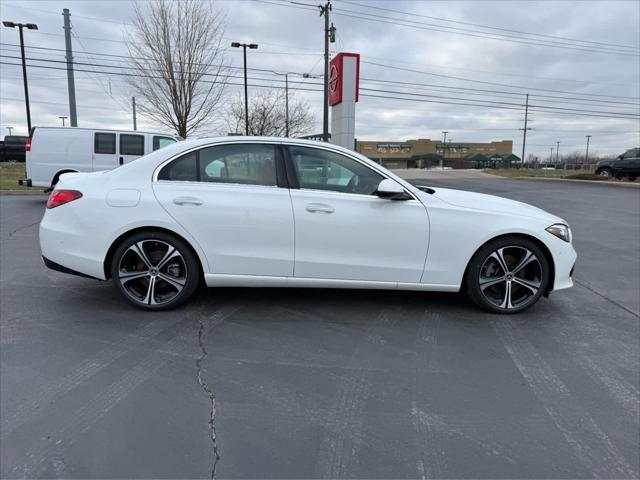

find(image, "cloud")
[0,0,638,159]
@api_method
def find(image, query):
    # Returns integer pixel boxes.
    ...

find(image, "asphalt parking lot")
[1,176,638,479]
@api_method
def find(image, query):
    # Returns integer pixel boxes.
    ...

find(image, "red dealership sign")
[328,52,360,106]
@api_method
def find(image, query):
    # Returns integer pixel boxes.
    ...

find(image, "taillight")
[47,190,83,209]
[25,137,32,152]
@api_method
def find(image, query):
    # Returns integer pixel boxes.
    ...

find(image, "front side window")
[153,136,176,151]
[288,146,384,195]
[199,144,276,186]
[120,134,145,156]
[157,143,277,186]
[94,132,115,154]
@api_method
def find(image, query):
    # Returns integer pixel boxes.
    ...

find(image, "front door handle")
[119,156,124,165]
[305,203,334,214]
[173,196,203,206]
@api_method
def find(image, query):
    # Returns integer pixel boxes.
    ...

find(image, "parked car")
[0,135,28,162]
[19,127,180,189]
[40,137,576,314]
[595,148,640,181]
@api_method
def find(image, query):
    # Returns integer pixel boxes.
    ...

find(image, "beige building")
[356,138,516,169]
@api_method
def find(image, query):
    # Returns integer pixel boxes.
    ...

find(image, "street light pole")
[2,21,38,132]
[6,127,13,135]
[231,42,258,136]
[585,135,592,164]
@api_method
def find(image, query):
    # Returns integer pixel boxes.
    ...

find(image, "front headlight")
[546,223,571,243]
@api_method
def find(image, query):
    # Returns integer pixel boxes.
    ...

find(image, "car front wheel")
[465,236,550,314]
[111,231,200,310]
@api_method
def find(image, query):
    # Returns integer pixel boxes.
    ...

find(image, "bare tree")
[126,0,228,137]
[225,90,315,137]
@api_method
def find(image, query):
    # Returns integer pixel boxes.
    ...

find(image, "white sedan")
[40,137,576,313]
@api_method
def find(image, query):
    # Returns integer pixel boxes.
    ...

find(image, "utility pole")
[520,93,531,166]
[550,147,554,164]
[2,21,38,132]
[585,135,592,164]
[6,126,13,135]
[441,131,448,170]
[58,116,68,126]
[319,1,333,142]
[285,73,289,137]
[132,97,137,131]
[62,9,78,127]
[231,42,258,135]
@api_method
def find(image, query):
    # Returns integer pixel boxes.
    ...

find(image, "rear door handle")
[305,203,334,214]
[119,156,124,165]
[173,196,203,206]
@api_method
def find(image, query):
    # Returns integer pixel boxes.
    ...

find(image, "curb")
[506,177,640,188]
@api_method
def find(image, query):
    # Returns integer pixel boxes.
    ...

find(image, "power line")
[255,0,639,57]
[4,44,637,108]
[363,61,640,100]
[3,57,638,120]
[5,54,638,119]
[340,0,639,51]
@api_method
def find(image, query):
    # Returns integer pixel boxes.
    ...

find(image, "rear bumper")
[42,256,102,280]
[18,178,32,187]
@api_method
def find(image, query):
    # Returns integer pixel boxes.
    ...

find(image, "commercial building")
[355,138,520,169]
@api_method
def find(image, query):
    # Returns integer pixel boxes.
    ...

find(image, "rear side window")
[157,143,277,186]
[199,144,276,186]
[120,134,145,156]
[94,133,116,154]
[153,136,177,151]
[157,151,197,181]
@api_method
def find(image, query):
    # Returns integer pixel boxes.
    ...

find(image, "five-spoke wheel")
[466,237,549,313]
[111,232,199,310]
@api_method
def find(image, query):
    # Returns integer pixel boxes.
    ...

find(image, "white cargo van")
[19,127,181,188]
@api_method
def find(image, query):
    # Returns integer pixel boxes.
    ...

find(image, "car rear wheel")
[465,236,550,314]
[597,168,612,178]
[111,231,200,310]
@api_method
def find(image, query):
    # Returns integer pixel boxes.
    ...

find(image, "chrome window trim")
[152,139,418,201]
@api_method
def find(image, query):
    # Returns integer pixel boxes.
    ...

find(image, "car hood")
[422,187,564,223]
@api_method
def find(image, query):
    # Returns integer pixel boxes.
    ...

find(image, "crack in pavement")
[197,315,220,480]
[195,304,241,480]
[6,220,40,238]
[574,277,640,319]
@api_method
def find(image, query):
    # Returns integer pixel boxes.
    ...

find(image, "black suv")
[596,148,640,181]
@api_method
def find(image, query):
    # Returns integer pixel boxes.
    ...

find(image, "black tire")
[110,231,200,310]
[596,168,612,179]
[464,236,550,314]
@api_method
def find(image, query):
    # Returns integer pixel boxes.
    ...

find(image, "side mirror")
[376,179,412,201]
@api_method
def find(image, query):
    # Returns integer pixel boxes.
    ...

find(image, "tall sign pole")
[62,9,78,127]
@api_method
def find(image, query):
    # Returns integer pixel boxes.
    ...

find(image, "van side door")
[92,131,118,171]
[118,133,146,165]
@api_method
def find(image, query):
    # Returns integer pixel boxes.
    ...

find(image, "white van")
[19,127,181,189]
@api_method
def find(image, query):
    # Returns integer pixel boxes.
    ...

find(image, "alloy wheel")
[117,239,187,306]
[478,246,542,310]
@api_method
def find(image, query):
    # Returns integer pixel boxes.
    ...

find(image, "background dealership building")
[355,138,521,169]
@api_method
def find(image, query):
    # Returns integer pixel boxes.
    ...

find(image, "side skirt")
[203,273,459,292]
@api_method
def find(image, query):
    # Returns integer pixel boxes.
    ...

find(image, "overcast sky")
[1,0,638,160]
